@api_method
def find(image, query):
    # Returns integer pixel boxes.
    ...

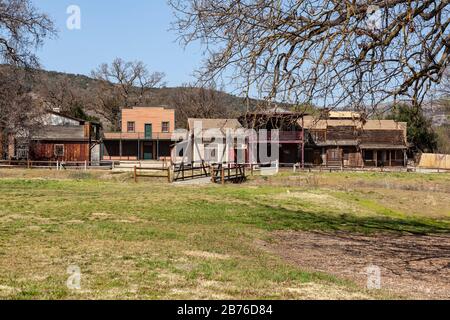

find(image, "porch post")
[119,137,122,161]
[361,149,365,168]
[301,117,305,169]
[138,133,140,160]
[375,150,378,167]
[157,135,160,161]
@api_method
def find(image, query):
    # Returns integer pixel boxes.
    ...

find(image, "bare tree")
[0,69,44,159]
[439,68,450,98]
[91,58,166,130]
[0,0,55,158]
[171,84,231,128]
[0,0,55,67]
[169,0,449,114]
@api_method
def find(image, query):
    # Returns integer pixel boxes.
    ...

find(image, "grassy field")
[0,169,449,299]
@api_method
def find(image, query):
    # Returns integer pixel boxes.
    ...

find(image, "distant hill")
[1,64,448,130]
[0,64,258,129]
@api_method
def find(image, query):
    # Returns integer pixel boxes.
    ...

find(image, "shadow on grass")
[249,203,450,235]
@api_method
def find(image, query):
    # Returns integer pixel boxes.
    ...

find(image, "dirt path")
[259,231,450,299]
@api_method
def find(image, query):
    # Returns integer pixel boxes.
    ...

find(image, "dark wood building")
[7,110,102,163]
[239,107,306,166]
[304,112,408,168]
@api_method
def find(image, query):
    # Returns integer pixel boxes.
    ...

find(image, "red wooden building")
[5,110,102,163]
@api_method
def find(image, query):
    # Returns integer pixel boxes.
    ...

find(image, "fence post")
[84,160,87,171]
[56,160,59,171]
[221,166,225,185]
[27,159,30,169]
[251,164,254,176]
[134,165,137,183]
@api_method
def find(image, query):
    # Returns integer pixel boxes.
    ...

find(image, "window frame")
[161,121,170,133]
[54,144,64,157]
[127,121,136,133]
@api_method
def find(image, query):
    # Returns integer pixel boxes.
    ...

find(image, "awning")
[315,140,359,147]
[359,144,407,150]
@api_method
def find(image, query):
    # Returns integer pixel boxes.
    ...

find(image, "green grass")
[0,170,449,299]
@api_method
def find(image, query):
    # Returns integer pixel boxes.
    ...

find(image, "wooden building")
[239,107,306,166]
[4,110,101,163]
[172,118,245,164]
[29,111,101,163]
[102,106,175,161]
[303,112,408,168]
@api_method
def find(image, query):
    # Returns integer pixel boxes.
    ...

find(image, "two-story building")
[102,106,175,161]
[303,111,408,168]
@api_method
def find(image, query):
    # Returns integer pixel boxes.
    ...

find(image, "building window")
[364,150,374,161]
[162,122,170,133]
[54,144,64,157]
[127,121,135,133]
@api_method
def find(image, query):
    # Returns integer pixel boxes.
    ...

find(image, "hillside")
[0,65,255,129]
[2,64,449,131]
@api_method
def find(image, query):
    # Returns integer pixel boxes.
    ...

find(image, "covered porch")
[361,146,407,167]
[102,132,172,161]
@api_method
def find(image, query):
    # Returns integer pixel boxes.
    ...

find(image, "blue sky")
[35,0,204,87]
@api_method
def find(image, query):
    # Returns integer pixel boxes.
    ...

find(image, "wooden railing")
[133,165,172,183]
[249,131,304,142]
[211,163,247,184]
[0,160,113,170]
[172,161,210,182]
[103,132,174,140]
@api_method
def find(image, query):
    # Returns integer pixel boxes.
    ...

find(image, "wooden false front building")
[303,112,408,168]
[102,106,175,161]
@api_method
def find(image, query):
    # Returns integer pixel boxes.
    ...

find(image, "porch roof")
[359,144,407,150]
[315,140,359,147]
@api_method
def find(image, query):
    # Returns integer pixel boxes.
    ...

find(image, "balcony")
[103,132,174,140]
[249,131,304,143]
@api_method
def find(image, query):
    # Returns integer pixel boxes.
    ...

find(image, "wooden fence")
[211,164,247,184]
[172,161,210,182]
[0,160,113,170]
[133,165,172,183]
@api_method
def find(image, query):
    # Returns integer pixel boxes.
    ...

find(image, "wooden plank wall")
[360,130,405,144]
[30,141,89,161]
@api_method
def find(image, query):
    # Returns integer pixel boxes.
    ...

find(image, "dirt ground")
[260,231,450,299]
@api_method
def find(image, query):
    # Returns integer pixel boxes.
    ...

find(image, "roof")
[46,110,101,126]
[125,106,175,111]
[302,116,406,131]
[302,116,360,129]
[31,126,88,141]
[188,118,243,131]
[315,140,359,147]
[363,120,407,131]
[359,144,407,150]
[328,111,361,119]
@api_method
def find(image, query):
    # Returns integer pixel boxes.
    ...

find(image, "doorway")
[143,142,153,160]
[145,124,152,139]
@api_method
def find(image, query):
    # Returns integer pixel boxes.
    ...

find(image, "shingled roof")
[188,118,243,131]
[31,126,88,141]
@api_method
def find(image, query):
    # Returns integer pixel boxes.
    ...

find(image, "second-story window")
[127,121,135,133]
[162,122,170,133]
